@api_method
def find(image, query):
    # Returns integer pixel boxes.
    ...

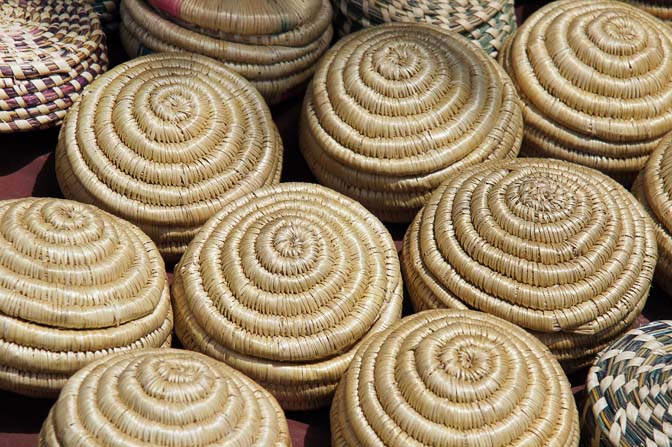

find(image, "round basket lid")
[500,0,672,182]
[401,158,657,371]
[300,23,522,222]
[172,182,403,410]
[331,310,579,447]
[56,53,283,262]
[0,198,172,397]
[40,349,291,447]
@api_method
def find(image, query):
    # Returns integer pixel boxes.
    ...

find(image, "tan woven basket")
[500,0,672,185]
[632,133,672,297]
[39,349,291,447]
[581,321,672,447]
[0,198,172,398]
[119,0,333,105]
[401,158,658,372]
[331,310,580,447]
[56,53,283,264]
[83,0,119,24]
[300,23,523,223]
[172,182,403,410]
[624,0,672,22]
[0,0,108,132]
[333,0,516,57]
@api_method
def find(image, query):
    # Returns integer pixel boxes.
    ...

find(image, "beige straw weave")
[581,321,672,447]
[172,183,403,410]
[334,0,516,57]
[83,0,119,24]
[56,53,282,264]
[120,0,333,105]
[331,310,580,447]
[300,23,523,223]
[500,0,672,185]
[624,1,672,22]
[0,198,172,398]
[39,349,291,447]
[632,133,672,297]
[0,0,108,132]
[401,158,658,372]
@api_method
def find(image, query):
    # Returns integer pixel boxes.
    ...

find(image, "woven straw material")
[39,349,291,447]
[331,310,580,447]
[120,0,333,105]
[632,133,672,297]
[500,0,672,185]
[0,198,172,398]
[83,0,119,24]
[401,158,658,372]
[624,1,672,22]
[334,0,516,57]
[0,0,108,132]
[300,23,523,223]
[56,53,283,264]
[582,321,672,447]
[172,183,403,410]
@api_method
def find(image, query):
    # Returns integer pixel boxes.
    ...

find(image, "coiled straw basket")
[120,0,333,105]
[632,133,672,297]
[172,183,403,410]
[0,198,173,398]
[300,23,523,223]
[56,53,283,264]
[39,349,291,447]
[624,1,672,22]
[581,321,672,447]
[401,158,658,372]
[333,0,516,57]
[0,0,108,132]
[500,0,672,185]
[331,310,580,447]
[83,0,119,26]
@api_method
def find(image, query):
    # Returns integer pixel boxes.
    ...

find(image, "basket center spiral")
[515,176,571,215]
[374,43,421,80]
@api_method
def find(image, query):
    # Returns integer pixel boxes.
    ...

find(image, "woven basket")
[56,53,283,264]
[300,23,523,223]
[331,309,580,447]
[0,198,172,398]
[333,0,515,57]
[582,321,672,447]
[83,0,119,24]
[500,0,672,185]
[401,158,658,372]
[632,133,672,297]
[119,0,333,105]
[172,182,403,410]
[39,349,290,447]
[624,0,672,22]
[0,0,108,132]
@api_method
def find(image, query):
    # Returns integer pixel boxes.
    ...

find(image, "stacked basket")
[120,0,333,105]
[625,0,672,22]
[0,0,107,132]
[332,0,516,57]
[83,0,119,29]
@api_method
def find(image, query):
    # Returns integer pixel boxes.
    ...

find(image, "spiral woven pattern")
[500,0,672,184]
[300,23,522,223]
[0,0,108,132]
[331,310,580,447]
[401,158,657,372]
[333,0,516,57]
[582,321,672,447]
[625,1,672,22]
[56,53,282,263]
[39,349,290,447]
[173,183,403,410]
[120,0,332,105]
[0,198,172,397]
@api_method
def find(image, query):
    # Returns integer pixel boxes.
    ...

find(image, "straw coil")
[120,0,333,105]
[333,0,516,57]
[300,23,523,223]
[83,0,119,24]
[582,321,672,447]
[56,53,283,263]
[39,349,291,447]
[500,0,672,184]
[172,183,403,410]
[0,0,108,132]
[0,198,172,398]
[624,1,672,22]
[331,309,580,447]
[401,158,657,372]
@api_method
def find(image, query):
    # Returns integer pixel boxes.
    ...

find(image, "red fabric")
[146,0,182,17]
